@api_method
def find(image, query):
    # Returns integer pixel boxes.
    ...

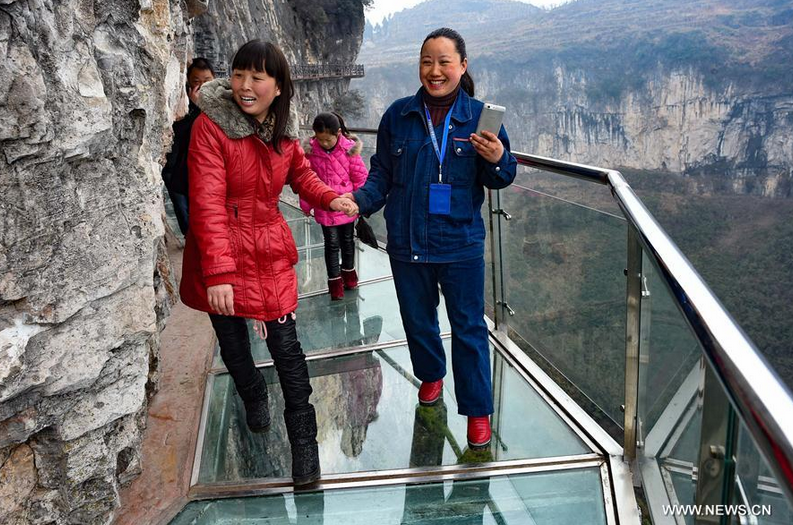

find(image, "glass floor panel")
[197,341,590,485]
[174,467,607,524]
[295,242,392,296]
[213,277,451,367]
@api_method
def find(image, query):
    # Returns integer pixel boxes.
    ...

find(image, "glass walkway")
[166,134,793,524]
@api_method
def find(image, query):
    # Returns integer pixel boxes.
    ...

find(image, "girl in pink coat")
[300,113,369,299]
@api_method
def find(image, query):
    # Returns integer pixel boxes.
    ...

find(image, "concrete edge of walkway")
[114,243,217,525]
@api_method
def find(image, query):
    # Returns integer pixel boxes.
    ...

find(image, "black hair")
[312,112,350,138]
[421,27,474,97]
[231,40,295,154]
[187,57,215,77]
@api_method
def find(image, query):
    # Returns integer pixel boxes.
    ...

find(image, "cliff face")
[0,0,365,523]
[352,0,793,198]
[192,0,366,123]
[355,62,793,197]
[502,67,793,197]
[0,1,188,523]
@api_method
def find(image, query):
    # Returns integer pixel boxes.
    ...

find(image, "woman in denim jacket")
[348,27,517,449]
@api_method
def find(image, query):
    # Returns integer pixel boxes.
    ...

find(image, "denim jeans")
[390,256,492,416]
[209,313,313,412]
[321,222,355,279]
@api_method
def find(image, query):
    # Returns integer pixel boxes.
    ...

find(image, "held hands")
[207,284,234,316]
[469,130,504,164]
[330,196,359,217]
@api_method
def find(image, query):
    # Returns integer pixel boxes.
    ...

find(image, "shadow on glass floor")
[197,341,591,485]
[174,467,607,525]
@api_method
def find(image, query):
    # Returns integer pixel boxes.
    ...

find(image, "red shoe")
[467,416,492,449]
[418,379,443,406]
[341,268,358,290]
[328,277,344,300]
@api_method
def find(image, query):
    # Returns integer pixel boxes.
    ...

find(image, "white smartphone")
[475,103,506,136]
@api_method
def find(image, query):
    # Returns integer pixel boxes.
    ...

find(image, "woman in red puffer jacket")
[179,40,357,487]
[300,112,369,300]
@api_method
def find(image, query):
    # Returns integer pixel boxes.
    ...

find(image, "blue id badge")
[429,183,451,215]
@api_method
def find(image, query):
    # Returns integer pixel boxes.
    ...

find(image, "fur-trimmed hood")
[195,78,300,140]
[301,134,363,156]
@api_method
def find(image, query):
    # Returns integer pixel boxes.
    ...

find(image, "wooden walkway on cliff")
[291,64,364,80]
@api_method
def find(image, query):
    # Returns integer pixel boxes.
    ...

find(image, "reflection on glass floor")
[212,243,450,368]
[182,201,616,524]
[198,341,590,484]
[212,277,452,368]
[174,468,607,525]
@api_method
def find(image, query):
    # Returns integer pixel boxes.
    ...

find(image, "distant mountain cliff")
[353,0,793,196]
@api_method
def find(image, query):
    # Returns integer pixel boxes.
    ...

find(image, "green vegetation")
[625,169,793,386]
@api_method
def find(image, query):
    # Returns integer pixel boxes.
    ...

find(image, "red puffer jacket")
[180,79,338,321]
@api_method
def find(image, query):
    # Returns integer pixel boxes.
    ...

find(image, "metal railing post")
[488,189,511,334]
[624,224,642,463]
[694,363,738,524]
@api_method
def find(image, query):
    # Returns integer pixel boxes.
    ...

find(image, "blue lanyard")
[424,99,456,184]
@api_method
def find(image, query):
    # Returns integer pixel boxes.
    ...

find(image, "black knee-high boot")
[209,314,271,433]
[284,405,321,486]
[236,370,271,432]
[265,314,320,485]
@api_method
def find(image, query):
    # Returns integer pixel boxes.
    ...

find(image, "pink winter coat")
[300,134,368,227]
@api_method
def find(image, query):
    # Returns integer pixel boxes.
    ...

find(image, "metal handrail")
[511,151,793,504]
[341,130,793,502]
[607,171,793,503]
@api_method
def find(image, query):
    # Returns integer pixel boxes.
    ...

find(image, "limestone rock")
[0,0,185,522]
[191,0,366,123]
[0,444,36,521]
[0,0,367,523]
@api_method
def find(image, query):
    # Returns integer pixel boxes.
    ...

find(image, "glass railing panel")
[285,215,310,248]
[734,421,793,524]
[279,200,306,220]
[637,251,703,442]
[213,277,449,367]
[636,249,706,520]
[356,134,389,245]
[308,218,325,246]
[175,467,607,524]
[196,341,589,485]
[516,167,623,217]
[498,166,628,428]
[483,198,495,319]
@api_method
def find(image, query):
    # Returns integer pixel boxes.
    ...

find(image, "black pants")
[321,222,355,279]
[209,313,312,412]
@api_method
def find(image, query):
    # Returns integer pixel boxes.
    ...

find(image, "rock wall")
[352,64,793,198]
[0,1,365,524]
[0,0,193,523]
[510,67,793,197]
[192,0,366,125]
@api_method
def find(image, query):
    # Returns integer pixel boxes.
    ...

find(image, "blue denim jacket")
[354,87,517,263]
